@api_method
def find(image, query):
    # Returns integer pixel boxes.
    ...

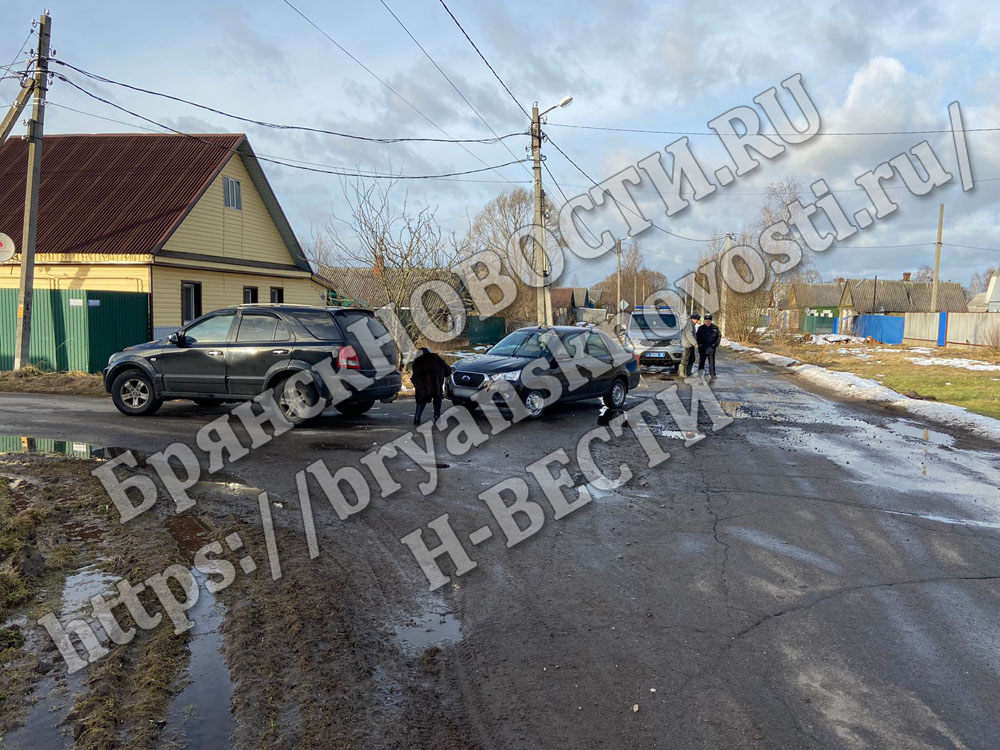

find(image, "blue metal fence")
[854,314,904,344]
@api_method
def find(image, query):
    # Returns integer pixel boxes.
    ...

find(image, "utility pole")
[930,202,944,312]
[13,12,51,370]
[616,238,621,315]
[530,103,551,326]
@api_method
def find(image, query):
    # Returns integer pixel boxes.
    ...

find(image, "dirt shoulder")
[0,367,107,398]
[750,336,1000,419]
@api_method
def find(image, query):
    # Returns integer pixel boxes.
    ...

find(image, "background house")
[787,281,845,334]
[0,133,333,369]
[838,275,967,343]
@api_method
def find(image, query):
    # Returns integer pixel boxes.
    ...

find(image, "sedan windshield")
[488,330,557,358]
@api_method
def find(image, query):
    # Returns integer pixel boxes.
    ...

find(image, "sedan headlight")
[488,370,521,383]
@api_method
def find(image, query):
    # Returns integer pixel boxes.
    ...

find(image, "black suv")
[446,326,640,418]
[104,305,401,424]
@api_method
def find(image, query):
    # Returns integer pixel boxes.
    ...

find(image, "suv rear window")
[294,311,344,340]
[337,310,390,341]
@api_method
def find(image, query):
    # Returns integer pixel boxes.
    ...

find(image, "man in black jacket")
[696,313,721,378]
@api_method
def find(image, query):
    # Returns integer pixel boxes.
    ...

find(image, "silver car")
[625,306,683,370]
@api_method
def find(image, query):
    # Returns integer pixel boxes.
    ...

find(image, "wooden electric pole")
[13,11,51,370]
[930,203,944,312]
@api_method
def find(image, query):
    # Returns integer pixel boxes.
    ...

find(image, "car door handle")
[207,350,223,356]
[271,349,289,355]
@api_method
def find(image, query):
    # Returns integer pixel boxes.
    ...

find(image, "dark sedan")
[103,304,402,424]
[446,326,640,418]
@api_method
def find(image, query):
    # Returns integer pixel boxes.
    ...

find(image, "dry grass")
[760,337,1000,419]
[0,365,106,398]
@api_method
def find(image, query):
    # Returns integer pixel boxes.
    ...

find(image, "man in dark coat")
[696,313,721,378]
[411,347,451,424]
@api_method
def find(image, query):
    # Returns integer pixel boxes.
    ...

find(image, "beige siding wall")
[162,153,292,265]
[0,262,148,292]
[151,266,327,330]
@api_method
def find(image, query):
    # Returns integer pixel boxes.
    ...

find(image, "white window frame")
[224,176,242,210]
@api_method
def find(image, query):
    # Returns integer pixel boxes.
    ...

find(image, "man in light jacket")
[680,312,699,377]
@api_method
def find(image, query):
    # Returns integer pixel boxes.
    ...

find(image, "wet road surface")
[2,350,999,748]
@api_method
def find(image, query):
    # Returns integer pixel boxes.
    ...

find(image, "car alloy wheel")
[524,390,546,419]
[120,377,150,408]
[278,379,317,422]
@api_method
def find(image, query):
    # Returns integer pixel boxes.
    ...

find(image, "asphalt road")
[3,350,1000,749]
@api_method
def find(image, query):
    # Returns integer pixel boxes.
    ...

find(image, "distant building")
[787,281,845,333]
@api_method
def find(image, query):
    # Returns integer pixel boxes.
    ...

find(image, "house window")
[243,286,258,304]
[181,282,202,324]
[224,176,242,210]
[270,287,284,303]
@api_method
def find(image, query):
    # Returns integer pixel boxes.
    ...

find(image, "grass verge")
[758,339,1000,419]
[0,365,106,398]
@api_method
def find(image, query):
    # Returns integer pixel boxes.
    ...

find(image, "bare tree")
[311,177,460,339]
[461,187,565,323]
[913,264,935,283]
[591,239,668,312]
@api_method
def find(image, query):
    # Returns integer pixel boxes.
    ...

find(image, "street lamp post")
[531,95,572,326]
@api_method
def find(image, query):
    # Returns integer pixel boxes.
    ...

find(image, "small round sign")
[0,233,15,263]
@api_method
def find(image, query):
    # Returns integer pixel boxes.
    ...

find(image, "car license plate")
[647,352,665,358]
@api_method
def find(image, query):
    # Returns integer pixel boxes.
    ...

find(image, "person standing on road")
[411,346,451,425]
[696,313,722,379]
[680,312,700,377]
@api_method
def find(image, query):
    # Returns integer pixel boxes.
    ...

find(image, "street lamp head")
[558,96,573,109]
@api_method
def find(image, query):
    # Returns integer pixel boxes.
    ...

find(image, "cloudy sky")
[2,0,998,289]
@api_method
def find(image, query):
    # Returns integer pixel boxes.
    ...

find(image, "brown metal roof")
[549,287,575,310]
[0,133,243,256]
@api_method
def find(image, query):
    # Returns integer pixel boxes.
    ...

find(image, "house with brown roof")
[0,133,333,345]
[787,281,845,333]
[838,275,967,339]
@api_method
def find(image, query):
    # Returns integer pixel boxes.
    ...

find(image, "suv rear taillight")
[338,344,361,370]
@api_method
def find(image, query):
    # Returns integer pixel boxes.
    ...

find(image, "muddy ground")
[1,350,1000,748]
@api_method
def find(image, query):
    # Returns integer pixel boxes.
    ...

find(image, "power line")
[545,135,725,243]
[943,242,1000,254]
[376,0,530,188]
[50,59,523,145]
[52,75,529,180]
[549,122,1000,137]
[436,0,529,119]
[1,28,33,78]
[45,100,530,185]
[280,0,527,188]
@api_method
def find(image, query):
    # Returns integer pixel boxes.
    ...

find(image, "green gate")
[465,315,505,346]
[801,315,836,335]
[0,289,149,372]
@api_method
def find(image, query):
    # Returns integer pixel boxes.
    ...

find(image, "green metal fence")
[0,289,149,373]
[800,315,836,335]
[466,315,506,346]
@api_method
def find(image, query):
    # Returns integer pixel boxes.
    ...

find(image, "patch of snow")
[734,347,1000,442]
[907,356,1000,372]
[810,334,865,345]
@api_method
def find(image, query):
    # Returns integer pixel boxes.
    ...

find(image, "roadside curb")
[723,340,1000,443]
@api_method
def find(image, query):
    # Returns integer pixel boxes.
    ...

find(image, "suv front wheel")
[111,369,162,417]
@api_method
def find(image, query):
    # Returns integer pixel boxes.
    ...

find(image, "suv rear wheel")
[111,369,162,417]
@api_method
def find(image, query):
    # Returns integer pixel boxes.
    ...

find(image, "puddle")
[191,471,261,499]
[394,611,462,653]
[597,406,629,427]
[888,420,954,447]
[4,563,117,749]
[883,510,1000,531]
[161,515,236,750]
[0,436,128,459]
